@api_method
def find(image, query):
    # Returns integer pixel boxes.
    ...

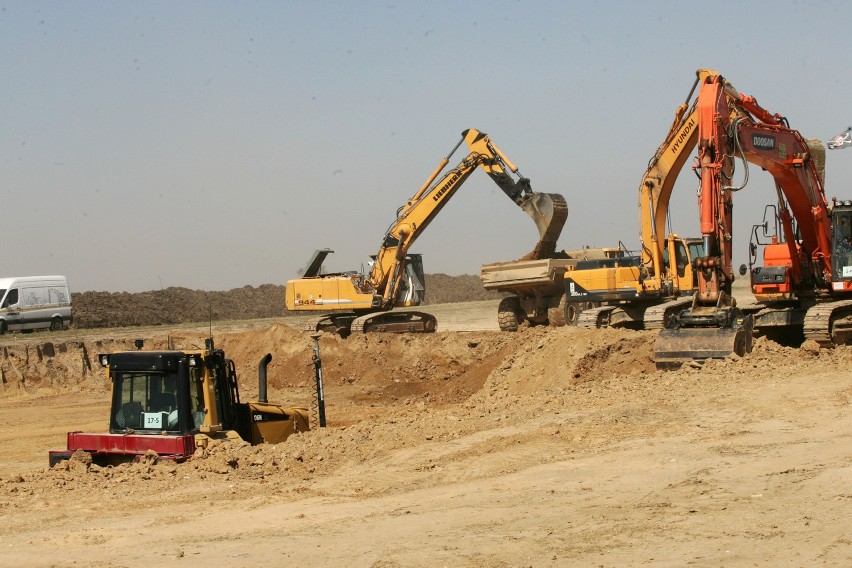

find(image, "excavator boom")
[368,128,567,305]
[558,70,719,332]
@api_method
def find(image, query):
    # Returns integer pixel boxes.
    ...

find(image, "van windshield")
[0,290,5,303]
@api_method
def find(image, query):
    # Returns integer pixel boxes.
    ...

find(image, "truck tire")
[547,294,580,327]
[497,297,523,332]
[50,317,64,332]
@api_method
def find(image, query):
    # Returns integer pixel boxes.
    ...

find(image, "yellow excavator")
[285,128,568,336]
[563,69,723,329]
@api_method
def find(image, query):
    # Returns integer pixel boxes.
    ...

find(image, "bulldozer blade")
[654,316,753,369]
[520,192,568,259]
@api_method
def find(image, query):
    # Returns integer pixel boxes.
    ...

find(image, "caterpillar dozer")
[285,128,568,336]
[557,69,719,329]
[655,70,852,366]
[49,339,309,466]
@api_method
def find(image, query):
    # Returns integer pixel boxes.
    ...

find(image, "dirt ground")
[0,300,850,567]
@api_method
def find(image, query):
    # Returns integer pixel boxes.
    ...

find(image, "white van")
[0,276,72,334]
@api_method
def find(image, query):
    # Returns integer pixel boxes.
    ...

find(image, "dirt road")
[1,300,850,567]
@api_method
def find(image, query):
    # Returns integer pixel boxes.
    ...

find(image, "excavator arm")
[368,128,567,308]
[639,69,719,282]
[557,70,725,333]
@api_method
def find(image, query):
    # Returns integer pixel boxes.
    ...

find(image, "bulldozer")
[48,338,309,466]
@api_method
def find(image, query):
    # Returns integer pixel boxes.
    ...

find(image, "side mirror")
[738,264,748,276]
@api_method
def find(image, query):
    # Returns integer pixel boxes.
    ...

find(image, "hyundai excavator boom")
[556,70,721,330]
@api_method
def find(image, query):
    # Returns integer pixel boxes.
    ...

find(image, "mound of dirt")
[70,275,503,329]
[2,315,851,566]
[73,285,286,328]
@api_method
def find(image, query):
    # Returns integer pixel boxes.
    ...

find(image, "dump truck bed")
[480,248,619,296]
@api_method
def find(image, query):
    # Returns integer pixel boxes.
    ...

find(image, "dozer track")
[350,311,437,334]
[802,299,852,346]
[642,297,695,330]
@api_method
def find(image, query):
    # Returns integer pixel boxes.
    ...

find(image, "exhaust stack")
[258,353,272,403]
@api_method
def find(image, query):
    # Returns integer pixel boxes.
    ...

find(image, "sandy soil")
[1,300,850,567]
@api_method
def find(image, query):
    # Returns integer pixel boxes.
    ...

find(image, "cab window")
[832,210,852,280]
[111,371,180,432]
[674,241,689,277]
[688,242,705,260]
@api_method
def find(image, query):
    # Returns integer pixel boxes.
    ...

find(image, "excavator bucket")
[654,313,754,368]
[520,193,569,259]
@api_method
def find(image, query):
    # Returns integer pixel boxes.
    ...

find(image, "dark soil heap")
[71,275,502,329]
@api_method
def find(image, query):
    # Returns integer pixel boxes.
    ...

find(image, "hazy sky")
[4,1,852,292]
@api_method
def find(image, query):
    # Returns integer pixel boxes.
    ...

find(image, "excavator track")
[303,313,357,337]
[802,300,852,346]
[642,297,695,330]
[576,305,616,329]
[350,311,437,334]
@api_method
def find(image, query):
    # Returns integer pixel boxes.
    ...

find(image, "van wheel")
[0,321,6,335]
[50,317,64,332]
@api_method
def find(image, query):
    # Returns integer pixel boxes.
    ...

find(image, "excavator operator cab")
[746,205,795,298]
[661,239,691,278]
[830,200,852,282]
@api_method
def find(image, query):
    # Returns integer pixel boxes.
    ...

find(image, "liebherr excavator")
[285,128,568,336]
[655,71,852,366]
[563,69,719,329]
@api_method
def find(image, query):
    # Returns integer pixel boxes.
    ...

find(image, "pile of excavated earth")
[1,308,850,566]
[71,275,499,328]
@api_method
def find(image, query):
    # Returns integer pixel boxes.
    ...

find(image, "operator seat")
[116,401,143,429]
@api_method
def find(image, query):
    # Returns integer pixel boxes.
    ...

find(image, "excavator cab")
[661,239,693,279]
[830,201,852,284]
[747,205,796,300]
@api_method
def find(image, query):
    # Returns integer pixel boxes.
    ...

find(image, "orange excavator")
[655,71,852,366]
